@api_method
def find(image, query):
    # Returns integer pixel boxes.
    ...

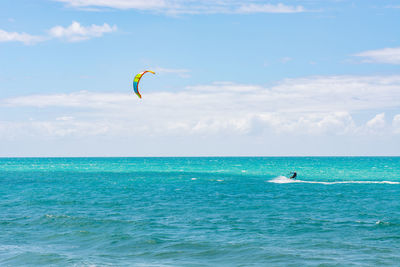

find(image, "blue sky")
[1,0,400,156]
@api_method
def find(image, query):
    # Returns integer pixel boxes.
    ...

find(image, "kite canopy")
[133,70,156,98]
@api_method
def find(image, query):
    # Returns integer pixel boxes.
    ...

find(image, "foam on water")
[269,176,400,184]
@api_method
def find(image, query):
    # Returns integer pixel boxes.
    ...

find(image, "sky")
[0,0,400,156]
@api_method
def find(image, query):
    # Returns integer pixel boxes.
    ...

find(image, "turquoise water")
[1,157,400,266]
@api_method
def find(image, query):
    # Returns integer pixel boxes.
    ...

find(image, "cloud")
[2,91,130,108]
[237,3,305,14]
[354,47,400,64]
[0,120,109,138]
[393,114,400,134]
[55,0,167,10]
[49,21,117,42]
[0,29,44,44]
[4,75,400,113]
[0,22,116,45]
[280,57,293,63]
[153,67,191,78]
[366,113,385,129]
[54,0,307,14]
[2,75,400,139]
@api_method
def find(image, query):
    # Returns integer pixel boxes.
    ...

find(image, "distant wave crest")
[269,176,400,185]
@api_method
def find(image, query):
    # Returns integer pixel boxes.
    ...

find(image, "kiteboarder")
[289,172,297,179]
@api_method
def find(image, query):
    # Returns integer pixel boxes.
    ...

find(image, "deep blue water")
[1,157,400,266]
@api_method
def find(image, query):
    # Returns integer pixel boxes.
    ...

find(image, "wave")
[268,176,400,185]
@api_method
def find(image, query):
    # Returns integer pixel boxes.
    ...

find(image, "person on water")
[290,172,297,179]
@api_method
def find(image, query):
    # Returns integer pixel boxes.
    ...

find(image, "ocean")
[1,157,399,266]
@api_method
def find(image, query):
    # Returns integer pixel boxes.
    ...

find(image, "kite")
[133,70,155,98]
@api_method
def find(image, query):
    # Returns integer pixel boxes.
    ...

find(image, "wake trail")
[268,176,400,185]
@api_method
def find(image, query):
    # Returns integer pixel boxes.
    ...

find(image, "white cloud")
[354,47,400,64]
[0,22,116,45]
[386,5,400,9]
[393,114,400,134]
[153,67,191,78]
[237,3,305,14]
[366,113,385,129]
[0,29,43,44]
[2,75,400,139]
[187,81,263,93]
[4,75,400,113]
[54,0,307,14]
[49,21,117,42]
[241,112,356,136]
[56,116,74,121]
[3,91,130,108]
[0,120,109,138]
[280,57,293,63]
[55,0,167,10]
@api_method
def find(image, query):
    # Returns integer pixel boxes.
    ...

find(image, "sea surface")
[1,157,400,266]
